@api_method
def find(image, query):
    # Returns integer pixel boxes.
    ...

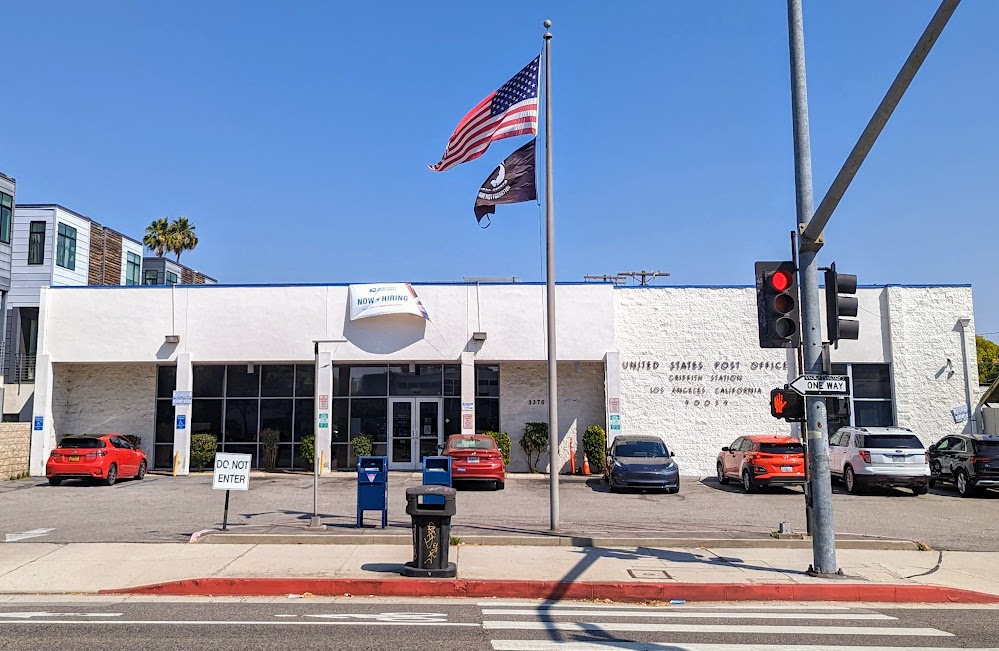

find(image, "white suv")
[828,426,930,495]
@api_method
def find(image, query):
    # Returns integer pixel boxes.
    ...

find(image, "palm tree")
[168,217,199,262]
[143,218,171,257]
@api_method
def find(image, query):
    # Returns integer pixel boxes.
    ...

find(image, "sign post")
[212,452,251,531]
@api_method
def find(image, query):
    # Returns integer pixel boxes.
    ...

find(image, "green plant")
[123,434,141,449]
[484,431,511,465]
[260,429,280,471]
[7,470,29,481]
[582,425,606,474]
[520,422,549,472]
[351,434,373,458]
[449,535,463,546]
[301,435,316,468]
[190,433,218,472]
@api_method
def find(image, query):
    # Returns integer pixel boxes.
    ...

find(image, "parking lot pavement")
[0,472,996,550]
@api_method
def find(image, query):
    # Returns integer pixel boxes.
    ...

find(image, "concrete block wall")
[51,363,157,458]
[0,422,30,479]
[499,361,605,473]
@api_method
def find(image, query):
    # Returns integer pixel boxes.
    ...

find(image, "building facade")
[2,204,216,420]
[26,281,980,477]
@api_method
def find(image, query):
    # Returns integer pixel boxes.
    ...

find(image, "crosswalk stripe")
[476,602,853,610]
[480,621,951,636]
[481,609,894,620]
[491,644,990,651]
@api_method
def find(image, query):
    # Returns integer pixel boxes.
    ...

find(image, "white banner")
[348,283,430,321]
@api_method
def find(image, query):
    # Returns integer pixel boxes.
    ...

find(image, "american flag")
[428,56,540,172]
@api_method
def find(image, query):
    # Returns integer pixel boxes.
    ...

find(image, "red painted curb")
[99,578,999,603]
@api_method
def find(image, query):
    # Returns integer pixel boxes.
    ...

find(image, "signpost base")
[222,490,230,531]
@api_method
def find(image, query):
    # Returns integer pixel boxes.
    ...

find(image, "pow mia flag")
[473,139,537,226]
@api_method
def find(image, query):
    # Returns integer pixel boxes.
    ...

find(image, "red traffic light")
[770,387,804,421]
[769,270,793,292]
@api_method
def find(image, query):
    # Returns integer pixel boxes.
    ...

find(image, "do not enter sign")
[213,453,252,491]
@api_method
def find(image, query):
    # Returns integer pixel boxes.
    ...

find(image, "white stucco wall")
[613,287,796,476]
[885,286,978,444]
[51,363,157,459]
[498,362,606,473]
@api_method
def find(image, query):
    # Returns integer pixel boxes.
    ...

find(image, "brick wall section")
[181,268,194,284]
[194,272,205,284]
[0,422,31,479]
[51,363,157,459]
[88,224,105,285]
[499,362,606,473]
[103,231,123,284]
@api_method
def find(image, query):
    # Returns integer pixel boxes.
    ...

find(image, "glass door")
[417,399,442,462]
[390,399,414,468]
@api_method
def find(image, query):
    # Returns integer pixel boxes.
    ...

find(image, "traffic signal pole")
[787,0,837,575]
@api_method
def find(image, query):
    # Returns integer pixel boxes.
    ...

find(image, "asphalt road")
[0,597,997,651]
[1,472,997,550]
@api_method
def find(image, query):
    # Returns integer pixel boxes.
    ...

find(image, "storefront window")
[154,366,176,469]
[829,363,894,432]
[389,364,443,396]
[261,365,295,397]
[193,365,224,397]
[443,364,461,397]
[349,366,388,396]
[475,365,500,432]
[226,365,260,397]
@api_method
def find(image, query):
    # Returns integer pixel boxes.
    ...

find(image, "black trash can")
[403,485,457,578]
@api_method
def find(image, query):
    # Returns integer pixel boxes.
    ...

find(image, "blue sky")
[3,1,998,336]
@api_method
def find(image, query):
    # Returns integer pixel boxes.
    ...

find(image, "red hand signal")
[773,392,787,415]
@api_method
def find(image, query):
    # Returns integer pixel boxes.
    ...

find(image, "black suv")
[927,434,999,497]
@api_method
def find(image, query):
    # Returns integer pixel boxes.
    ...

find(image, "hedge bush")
[260,429,280,470]
[190,433,218,472]
[484,431,511,465]
[351,434,373,458]
[520,422,549,472]
[301,435,315,468]
[582,425,607,473]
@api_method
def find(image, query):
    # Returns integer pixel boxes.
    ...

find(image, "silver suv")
[828,426,930,495]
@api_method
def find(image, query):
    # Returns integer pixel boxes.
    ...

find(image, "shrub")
[123,434,141,449]
[484,431,512,465]
[351,434,373,458]
[520,422,549,472]
[301,435,316,468]
[582,425,607,473]
[260,429,280,471]
[190,433,218,472]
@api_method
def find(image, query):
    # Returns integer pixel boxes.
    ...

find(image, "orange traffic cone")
[581,453,591,476]
[569,439,577,474]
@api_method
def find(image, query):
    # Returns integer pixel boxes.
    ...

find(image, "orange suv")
[716,435,805,493]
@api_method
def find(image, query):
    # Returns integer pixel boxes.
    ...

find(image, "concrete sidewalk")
[2,541,998,602]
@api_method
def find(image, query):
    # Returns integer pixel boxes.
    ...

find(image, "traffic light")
[755,261,800,348]
[824,262,859,345]
[770,386,805,421]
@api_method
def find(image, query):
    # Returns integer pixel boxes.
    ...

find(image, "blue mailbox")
[421,456,452,506]
[356,456,388,528]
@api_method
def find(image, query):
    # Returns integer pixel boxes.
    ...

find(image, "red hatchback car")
[716,434,805,493]
[46,434,147,486]
[444,434,505,490]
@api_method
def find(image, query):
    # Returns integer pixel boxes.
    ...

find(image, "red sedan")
[444,434,505,490]
[46,434,147,486]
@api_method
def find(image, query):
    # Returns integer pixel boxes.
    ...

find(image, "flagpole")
[542,19,560,532]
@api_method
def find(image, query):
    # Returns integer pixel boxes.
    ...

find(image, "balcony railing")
[14,354,36,383]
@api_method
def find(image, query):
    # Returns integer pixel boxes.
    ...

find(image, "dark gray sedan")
[603,435,680,493]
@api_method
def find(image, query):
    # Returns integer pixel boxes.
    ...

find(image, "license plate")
[68,456,80,462]
[890,455,906,463]
[467,457,480,463]
[781,466,793,472]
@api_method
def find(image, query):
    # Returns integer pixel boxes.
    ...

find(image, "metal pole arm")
[801,0,961,246]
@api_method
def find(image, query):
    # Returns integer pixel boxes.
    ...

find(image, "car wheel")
[716,463,729,485]
[928,478,936,488]
[911,483,928,496]
[844,465,861,494]
[136,460,147,480]
[956,470,976,498]
[495,480,504,490]
[667,480,680,495]
[104,463,118,487]
[741,469,755,494]
[48,477,62,486]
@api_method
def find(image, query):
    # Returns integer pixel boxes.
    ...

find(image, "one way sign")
[789,374,850,396]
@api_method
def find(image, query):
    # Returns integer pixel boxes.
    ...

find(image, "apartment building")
[0,174,15,413]
[2,204,216,420]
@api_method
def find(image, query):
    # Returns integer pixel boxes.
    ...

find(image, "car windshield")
[863,434,923,449]
[975,441,999,455]
[615,441,668,458]
[760,442,803,454]
[449,438,496,450]
[58,437,105,449]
